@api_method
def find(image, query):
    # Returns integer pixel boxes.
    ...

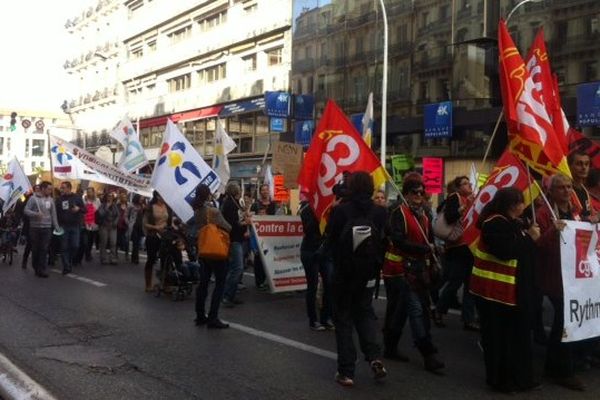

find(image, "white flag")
[150,120,220,222]
[110,116,149,172]
[0,157,32,212]
[361,92,374,148]
[263,164,275,200]
[213,120,237,194]
[469,162,479,196]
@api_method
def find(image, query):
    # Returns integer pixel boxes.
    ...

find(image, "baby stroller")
[0,227,19,265]
[154,226,200,301]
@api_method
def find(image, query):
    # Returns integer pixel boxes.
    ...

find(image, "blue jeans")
[383,275,436,356]
[223,242,244,301]
[301,250,333,325]
[61,226,80,272]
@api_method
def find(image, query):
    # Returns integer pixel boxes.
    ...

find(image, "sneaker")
[370,360,387,381]
[310,322,326,331]
[321,321,335,331]
[335,372,354,387]
[207,319,230,329]
[463,322,480,332]
[257,283,269,292]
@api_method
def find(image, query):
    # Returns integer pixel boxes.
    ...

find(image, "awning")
[219,97,265,117]
[139,105,223,129]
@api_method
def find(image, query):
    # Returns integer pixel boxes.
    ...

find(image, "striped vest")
[469,215,518,306]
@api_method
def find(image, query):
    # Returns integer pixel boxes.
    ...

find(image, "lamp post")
[377,0,389,172]
[506,0,543,23]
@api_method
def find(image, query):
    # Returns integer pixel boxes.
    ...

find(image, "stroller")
[0,227,19,265]
[154,226,200,301]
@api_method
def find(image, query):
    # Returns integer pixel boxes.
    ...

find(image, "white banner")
[251,215,307,293]
[0,157,32,212]
[150,120,220,222]
[50,136,152,197]
[110,117,149,172]
[560,220,600,342]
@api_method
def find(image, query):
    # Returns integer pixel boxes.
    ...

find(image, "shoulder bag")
[197,207,230,260]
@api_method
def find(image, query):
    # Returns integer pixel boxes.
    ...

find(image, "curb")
[0,352,57,400]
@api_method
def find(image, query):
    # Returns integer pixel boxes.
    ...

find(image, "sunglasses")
[410,189,425,196]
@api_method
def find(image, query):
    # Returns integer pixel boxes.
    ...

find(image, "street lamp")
[377,0,389,173]
[506,0,543,23]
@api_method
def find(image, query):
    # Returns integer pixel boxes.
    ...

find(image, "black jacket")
[299,201,322,253]
[56,193,85,227]
[222,195,247,243]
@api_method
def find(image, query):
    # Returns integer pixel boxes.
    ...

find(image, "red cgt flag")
[297,100,388,227]
[525,28,568,153]
[462,150,539,247]
[498,20,570,178]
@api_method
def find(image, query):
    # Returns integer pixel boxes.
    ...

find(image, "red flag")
[525,28,568,153]
[297,100,388,227]
[498,20,570,177]
[462,150,539,247]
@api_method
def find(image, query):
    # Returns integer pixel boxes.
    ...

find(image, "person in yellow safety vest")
[382,178,444,373]
[469,187,541,394]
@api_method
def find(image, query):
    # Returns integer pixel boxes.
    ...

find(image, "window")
[167,73,191,92]
[584,61,598,81]
[168,25,191,44]
[147,40,156,52]
[198,63,226,83]
[419,81,430,101]
[25,140,30,157]
[127,0,143,17]
[266,47,283,66]
[589,16,600,36]
[32,139,45,156]
[242,54,257,71]
[130,47,143,59]
[0,137,3,155]
[244,3,258,13]
[198,11,227,31]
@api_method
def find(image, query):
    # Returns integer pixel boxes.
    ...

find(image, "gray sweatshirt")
[24,193,59,229]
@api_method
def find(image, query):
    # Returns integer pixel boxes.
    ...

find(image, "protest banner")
[271,141,303,189]
[560,220,600,342]
[250,215,306,293]
[422,157,443,194]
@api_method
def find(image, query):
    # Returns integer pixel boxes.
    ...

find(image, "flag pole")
[526,165,536,225]
[481,110,503,171]
[46,131,56,185]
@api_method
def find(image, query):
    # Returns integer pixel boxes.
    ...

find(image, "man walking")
[56,182,85,275]
[23,181,60,278]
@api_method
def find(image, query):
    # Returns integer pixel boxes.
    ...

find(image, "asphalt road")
[1,248,600,399]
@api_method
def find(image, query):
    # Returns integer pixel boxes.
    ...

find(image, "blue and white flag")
[263,164,275,200]
[362,92,374,148]
[110,116,149,172]
[213,120,237,194]
[0,157,32,213]
[150,120,220,222]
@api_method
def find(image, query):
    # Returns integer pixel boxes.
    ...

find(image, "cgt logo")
[575,229,594,279]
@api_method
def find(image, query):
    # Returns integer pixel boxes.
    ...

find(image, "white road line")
[227,322,337,360]
[50,269,107,287]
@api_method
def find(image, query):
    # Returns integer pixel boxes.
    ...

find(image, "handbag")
[197,208,230,260]
[432,209,463,242]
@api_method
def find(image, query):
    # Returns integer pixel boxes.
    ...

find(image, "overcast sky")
[0,0,91,112]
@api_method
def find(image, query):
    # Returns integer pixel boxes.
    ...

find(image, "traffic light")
[9,112,17,132]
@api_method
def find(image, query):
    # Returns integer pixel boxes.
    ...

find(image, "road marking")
[50,269,107,287]
[227,322,337,360]
[0,352,57,400]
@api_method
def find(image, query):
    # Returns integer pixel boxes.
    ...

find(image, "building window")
[589,16,600,36]
[127,0,143,17]
[0,137,3,155]
[244,3,258,13]
[168,25,192,44]
[147,40,157,52]
[266,47,283,66]
[130,47,143,59]
[167,73,191,92]
[584,61,598,81]
[198,63,227,83]
[32,139,45,156]
[419,81,430,101]
[25,140,30,157]
[242,54,257,71]
[198,11,227,31]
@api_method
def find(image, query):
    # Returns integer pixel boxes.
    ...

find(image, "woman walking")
[143,191,171,292]
[97,193,120,265]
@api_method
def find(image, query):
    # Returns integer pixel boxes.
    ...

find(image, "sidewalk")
[0,352,56,400]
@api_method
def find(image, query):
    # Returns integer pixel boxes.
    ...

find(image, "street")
[0,249,599,400]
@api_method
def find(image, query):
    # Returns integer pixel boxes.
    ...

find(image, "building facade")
[291,0,600,171]
[0,109,75,175]
[65,0,293,181]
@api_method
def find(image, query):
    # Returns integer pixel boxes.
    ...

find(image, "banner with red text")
[560,220,600,342]
[251,215,306,293]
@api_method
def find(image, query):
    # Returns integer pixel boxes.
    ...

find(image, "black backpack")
[336,209,382,286]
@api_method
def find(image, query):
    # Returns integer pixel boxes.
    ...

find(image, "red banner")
[422,157,443,195]
[462,150,539,246]
[297,100,388,227]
